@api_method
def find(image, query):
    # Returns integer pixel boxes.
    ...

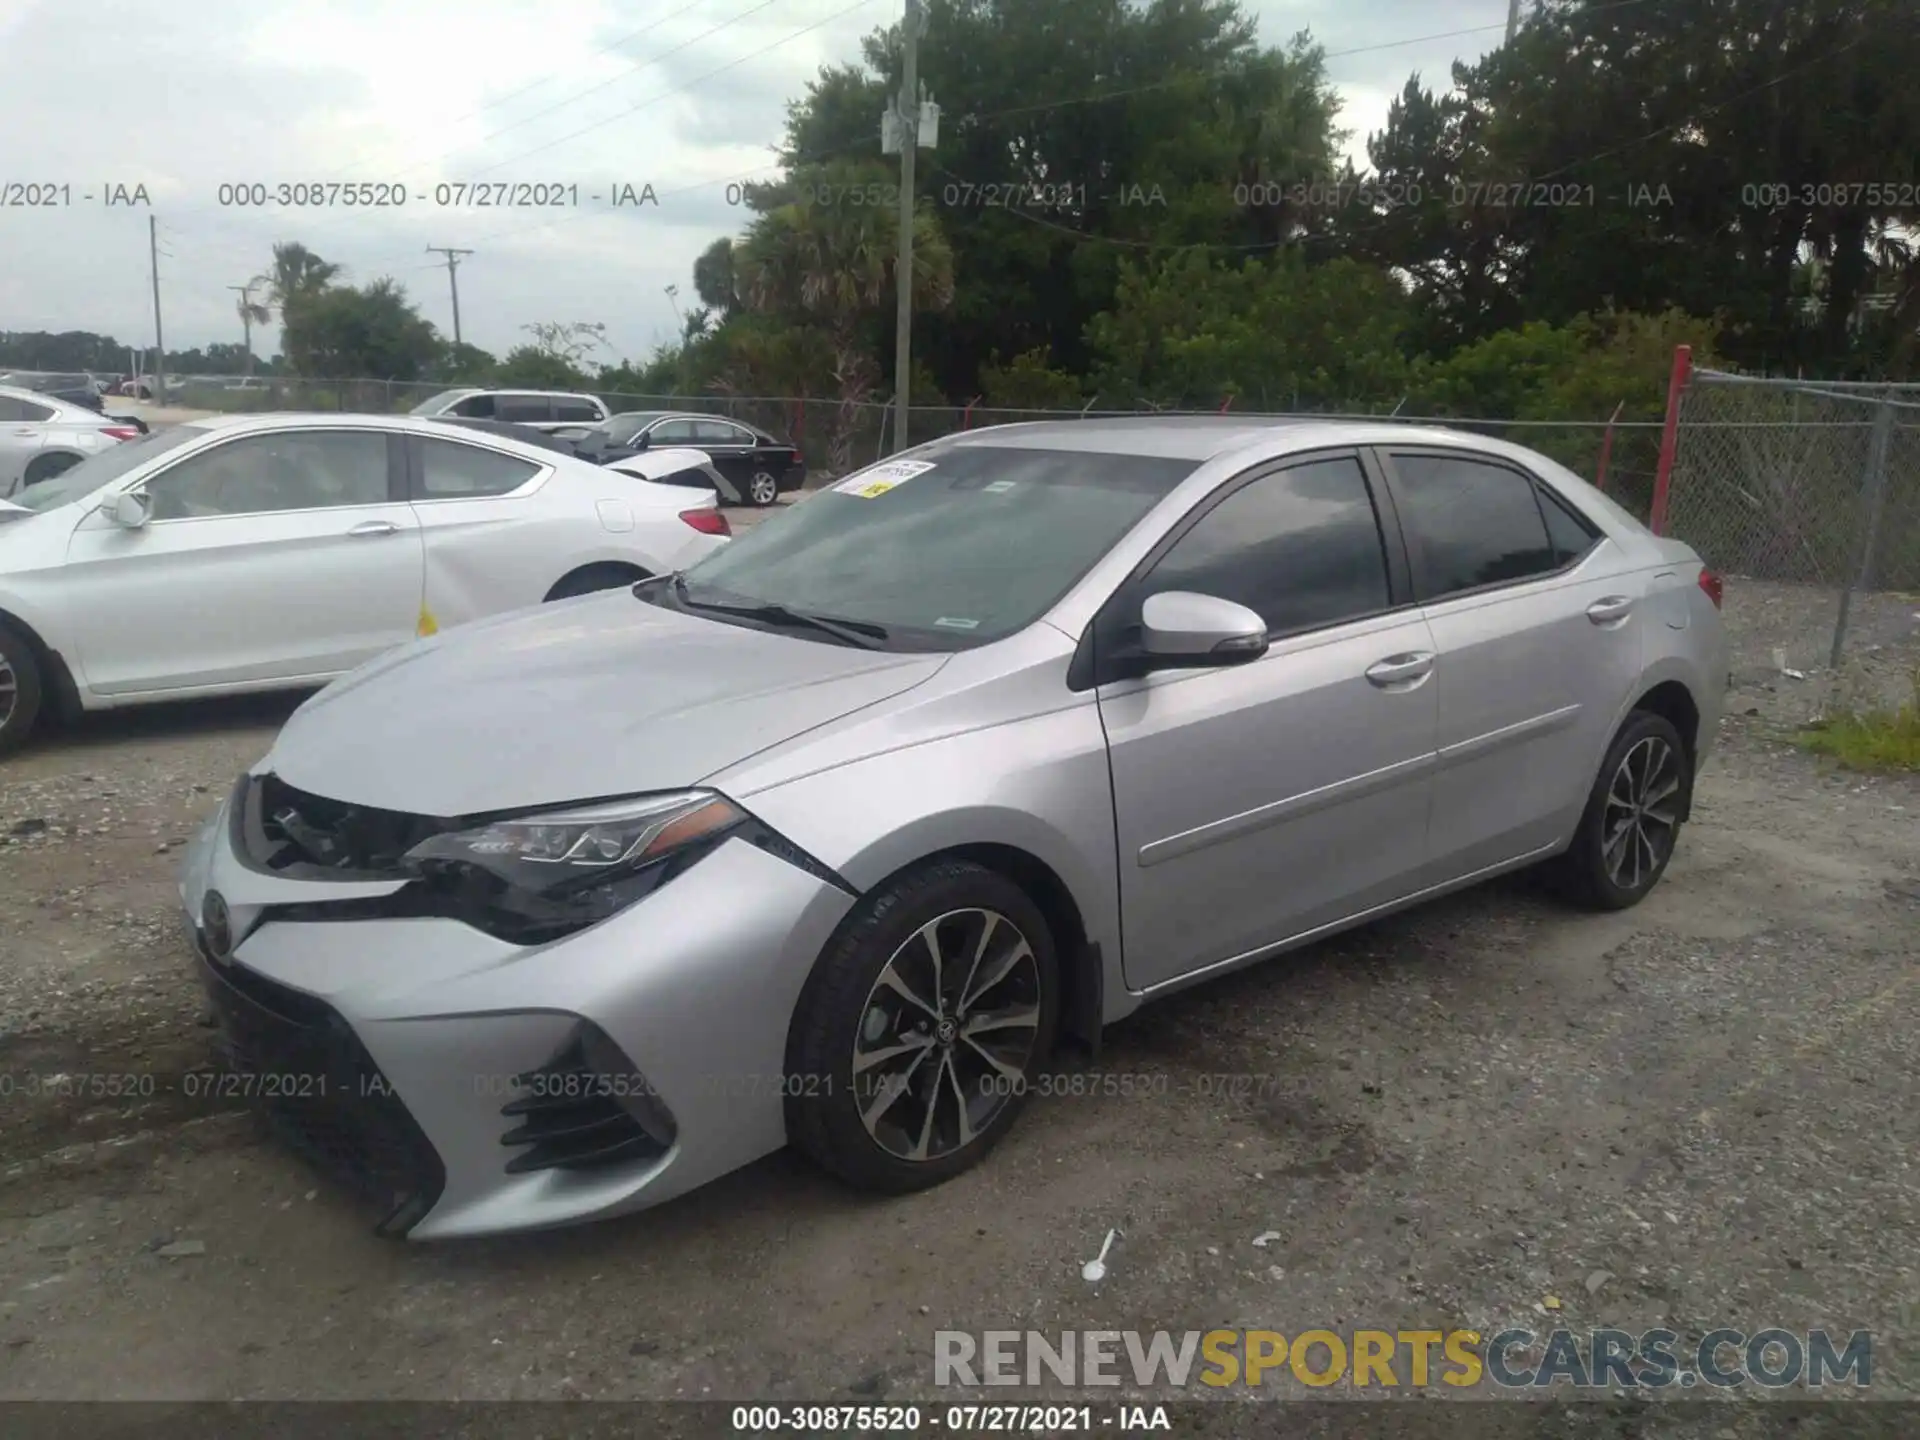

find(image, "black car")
[427,416,583,456]
[571,411,805,506]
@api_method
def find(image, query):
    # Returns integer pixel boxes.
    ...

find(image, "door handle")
[1586,595,1634,625]
[347,519,399,537]
[11,428,35,437]
[1365,651,1435,688]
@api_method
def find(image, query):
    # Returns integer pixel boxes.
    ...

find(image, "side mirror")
[1140,591,1268,666]
[105,489,153,529]
[631,431,650,451]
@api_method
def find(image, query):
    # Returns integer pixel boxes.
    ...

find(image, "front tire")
[786,859,1059,1194]
[1551,710,1690,910]
[0,625,46,758]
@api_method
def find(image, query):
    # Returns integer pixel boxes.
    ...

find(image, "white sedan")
[0,413,731,753]
[0,384,143,496]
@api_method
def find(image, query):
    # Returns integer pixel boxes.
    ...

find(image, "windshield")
[409,390,472,416]
[671,444,1198,648]
[10,426,199,512]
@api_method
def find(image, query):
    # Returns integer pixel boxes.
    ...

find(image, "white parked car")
[408,388,610,435]
[0,414,731,753]
[0,385,143,497]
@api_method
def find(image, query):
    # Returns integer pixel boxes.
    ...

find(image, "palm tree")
[265,242,342,315]
[235,277,272,377]
[733,163,955,472]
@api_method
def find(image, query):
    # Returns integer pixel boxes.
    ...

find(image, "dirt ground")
[0,574,1916,1422]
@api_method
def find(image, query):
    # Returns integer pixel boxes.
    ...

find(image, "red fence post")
[1594,400,1625,493]
[962,395,981,430]
[1648,345,1692,535]
[1219,394,1234,414]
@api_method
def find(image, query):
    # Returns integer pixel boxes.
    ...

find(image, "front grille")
[241,774,447,877]
[500,1026,675,1174]
[196,952,446,1237]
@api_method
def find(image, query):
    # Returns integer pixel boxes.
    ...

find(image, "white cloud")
[0,0,1507,362]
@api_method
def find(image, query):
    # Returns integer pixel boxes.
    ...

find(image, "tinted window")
[147,431,391,519]
[676,445,1198,648]
[0,396,53,422]
[451,393,496,418]
[494,394,552,423]
[1391,453,1558,599]
[603,415,658,443]
[1540,487,1600,563]
[553,398,602,422]
[416,437,541,497]
[409,389,470,417]
[692,420,749,446]
[651,419,700,444]
[1143,456,1389,636]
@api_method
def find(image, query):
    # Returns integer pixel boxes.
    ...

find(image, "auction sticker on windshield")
[836,458,937,498]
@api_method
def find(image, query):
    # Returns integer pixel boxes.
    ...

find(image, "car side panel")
[719,637,1129,1018]
[1418,544,1647,884]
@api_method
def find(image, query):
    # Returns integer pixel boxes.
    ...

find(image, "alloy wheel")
[851,907,1042,1163]
[0,653,15,730]
[1601,735,1681,891]
[750,471,779,506]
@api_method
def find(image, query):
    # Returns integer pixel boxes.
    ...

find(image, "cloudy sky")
[0,0,1512,366]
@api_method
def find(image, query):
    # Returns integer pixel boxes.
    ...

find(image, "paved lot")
[0,574,1916,1416]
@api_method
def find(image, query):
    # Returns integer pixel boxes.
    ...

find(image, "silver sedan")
[179,417,1728,1239]
[0,384,141,496]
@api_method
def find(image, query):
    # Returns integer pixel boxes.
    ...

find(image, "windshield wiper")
[671,577,889,649]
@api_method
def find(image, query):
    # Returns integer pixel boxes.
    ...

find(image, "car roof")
[626,411,771,434]
[938,415,1542,465]
[178,411,579,459]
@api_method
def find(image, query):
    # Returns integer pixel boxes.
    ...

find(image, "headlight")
[403,791,745,941]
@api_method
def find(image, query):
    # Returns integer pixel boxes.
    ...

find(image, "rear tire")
[544,563,647,601]
[747,470,780,507]
[786,859,1059,1194]
[22,453,80,487]
[0,625,46,758]
[1548,710,1690,910]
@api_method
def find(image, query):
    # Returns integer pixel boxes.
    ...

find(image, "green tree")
[495,347,588,388]
[265,242,343,319]
[1087,250,1413,410]
[978,348,1085,409]
[733,159,956,470]
[773,0,1345,397]
[280,277,442,380]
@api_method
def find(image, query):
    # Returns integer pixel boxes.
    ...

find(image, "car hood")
[264,593,947,816]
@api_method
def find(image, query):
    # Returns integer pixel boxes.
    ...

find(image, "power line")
[344,0,884,274]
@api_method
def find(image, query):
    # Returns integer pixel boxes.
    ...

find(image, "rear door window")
[1387,452,1562,600]
[494,394,554,424]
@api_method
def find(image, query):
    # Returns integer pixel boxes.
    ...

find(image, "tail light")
[101,426,142,442]
[680,507,730,536]
[1697,567,1723,609]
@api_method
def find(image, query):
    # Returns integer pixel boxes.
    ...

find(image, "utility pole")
[887,0,928,454]
[148,215,167,405]
[426,246,474,345]
[1506,0,1525,43]
[227,280,264,376]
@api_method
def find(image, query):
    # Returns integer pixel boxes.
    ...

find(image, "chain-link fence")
[1663,368,1920,701]
[154,374,1655,499]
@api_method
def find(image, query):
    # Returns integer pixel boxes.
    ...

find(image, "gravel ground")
[0,575,1916,1429]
